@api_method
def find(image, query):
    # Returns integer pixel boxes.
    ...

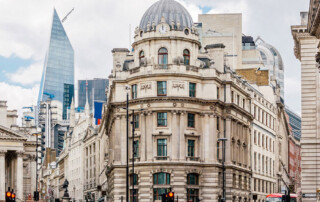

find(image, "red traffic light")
[6,192,11,197]
[168,192,174,198]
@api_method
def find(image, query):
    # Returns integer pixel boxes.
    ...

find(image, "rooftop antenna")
[62,8,74,23]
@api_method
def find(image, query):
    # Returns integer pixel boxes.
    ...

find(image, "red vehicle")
[266,193,297,202]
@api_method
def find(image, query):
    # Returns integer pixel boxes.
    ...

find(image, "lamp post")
[125,85,130,202]
[218,138,228,202]
[32,132,42,201]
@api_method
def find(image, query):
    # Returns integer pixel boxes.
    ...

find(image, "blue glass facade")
[78,79,108,111]
[38,9,74,112]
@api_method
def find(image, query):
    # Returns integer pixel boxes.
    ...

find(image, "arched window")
[153,172,170,201]
[187,173,199,201]
[183,49,190,65]
[130,174,138,202]
[158,48,168,67]
[187,173,199,185]
[139,51,145,65]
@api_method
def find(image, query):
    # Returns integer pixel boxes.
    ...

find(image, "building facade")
[0,101,38,202]
[38,8,74,120]
[291,11,320,200]
[104,1,263,201]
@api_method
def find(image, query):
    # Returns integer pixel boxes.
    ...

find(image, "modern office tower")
[63,83,74,120]
[38,8,74,121]
[285,106,301,141]
[255,37,285,99]
[78,79,108,111]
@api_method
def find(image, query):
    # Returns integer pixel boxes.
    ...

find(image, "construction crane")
[24,116,34,121]
[62,8,74,23]
[43,92,55,100]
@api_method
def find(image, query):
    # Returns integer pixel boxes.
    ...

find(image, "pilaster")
[0,150,6,202]
[179,111,186,160]
[16,151,24,200]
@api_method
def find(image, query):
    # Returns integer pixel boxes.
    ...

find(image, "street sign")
[302,193,317,198]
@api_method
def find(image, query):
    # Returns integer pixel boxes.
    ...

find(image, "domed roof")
[139,0,193,31]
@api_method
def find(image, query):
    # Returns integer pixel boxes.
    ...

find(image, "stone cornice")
[132,36,201,47]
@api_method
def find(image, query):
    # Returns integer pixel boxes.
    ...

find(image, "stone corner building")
[291,2,320,199]
[0,101,37,202]
[105,0,254,201]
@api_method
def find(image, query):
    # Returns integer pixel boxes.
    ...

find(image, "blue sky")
[0,55,35,87]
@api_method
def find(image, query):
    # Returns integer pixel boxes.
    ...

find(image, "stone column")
[171,111,179,161]
[0,150,6,202]
[203,114,210,162]
[30,155,37,195]
[208,114,214,163]
[179,111,186,160]
[146,111,153,161]
[16,151,24,200]
[212,115,217,162]
[225,117,232,164]
[140,112,146,161]
[114,115,122,162]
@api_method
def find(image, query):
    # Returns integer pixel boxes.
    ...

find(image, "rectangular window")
[132,84,137,99]
[188,113,195,128]
[157,139,167,157]
[187,189,199,202]
[188,140,195,157]
[189,83,196,97]
[233,174,236,187]
[157,112,167,127]
[254,131,256,144]
[134,140,139,158]
[130,189,138,202]
[217,86,220,99]
[231,91,234,102]
[237,95,240,105]
[217,117,220,131]
[134,114,139,129]
[157,81,167,96]
[243,99,245,108]
[238,175,242,189]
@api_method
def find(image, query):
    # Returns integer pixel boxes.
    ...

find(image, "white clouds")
[6,61,42,85]
[0,0,308,116]
[0,82,39,110]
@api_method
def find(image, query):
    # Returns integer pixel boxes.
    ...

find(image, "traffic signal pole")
[35,134,38,202]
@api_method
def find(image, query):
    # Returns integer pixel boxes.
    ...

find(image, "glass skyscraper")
[38,8,74,120]
[78,79,108,111]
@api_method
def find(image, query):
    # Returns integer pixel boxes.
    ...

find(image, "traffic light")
[168,192,174,202]
[34,191,39,201]
[6,190,11,202]
[161,193,167,202]
[11,193,15,202]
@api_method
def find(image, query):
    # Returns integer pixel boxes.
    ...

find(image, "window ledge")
[130,157,140,162]
[152,133,172,136]
[155,156,169,161]
[186,157,200,162]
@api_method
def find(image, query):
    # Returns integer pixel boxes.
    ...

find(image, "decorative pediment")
[0,125,27,141]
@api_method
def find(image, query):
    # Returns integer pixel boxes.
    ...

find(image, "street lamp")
[125,85,130,202]
[32,132,42,202]
[124,84,144,202]
[218,138,228,202]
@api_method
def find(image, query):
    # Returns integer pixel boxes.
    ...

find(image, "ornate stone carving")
[172,82,185,91]
[16,151,25,157]
[0,150,6,156]
[140,82,152,92]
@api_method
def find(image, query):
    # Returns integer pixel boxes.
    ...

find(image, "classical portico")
[0,125,35,202]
